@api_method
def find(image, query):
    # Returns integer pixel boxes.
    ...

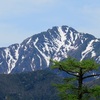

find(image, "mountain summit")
[0,25,100,74]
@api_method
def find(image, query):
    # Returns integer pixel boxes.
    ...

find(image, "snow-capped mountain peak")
[0,25,99,74]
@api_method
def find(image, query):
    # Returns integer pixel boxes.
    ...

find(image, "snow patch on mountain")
[37,54,42,67]
[34,38,50,67]
[91,51,96,58]
[26,38,32,44]
[4,45,20,73]
[96,56,100,63]
[81,40,95,61]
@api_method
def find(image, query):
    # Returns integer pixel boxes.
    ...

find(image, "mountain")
[0,69,61,100]
[0,68,99,100]
[0,25,100,74]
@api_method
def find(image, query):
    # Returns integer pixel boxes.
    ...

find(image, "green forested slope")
[0,70,62,100]
[0,69,99,100]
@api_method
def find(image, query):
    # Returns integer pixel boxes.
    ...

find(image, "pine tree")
[51,57,100,100]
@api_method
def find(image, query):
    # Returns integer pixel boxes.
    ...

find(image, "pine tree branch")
[60,68,79,77]
[83,74,100,79]
[66,71,79,77]
[59,65,79,77]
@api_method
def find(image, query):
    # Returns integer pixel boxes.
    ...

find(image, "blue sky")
[0,0,100,47]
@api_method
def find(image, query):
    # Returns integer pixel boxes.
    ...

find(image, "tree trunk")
[78,68,83,100]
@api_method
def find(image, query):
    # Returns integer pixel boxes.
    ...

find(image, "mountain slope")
[0,69,99,100]
[0,70,61,100]
[0,25,100,74]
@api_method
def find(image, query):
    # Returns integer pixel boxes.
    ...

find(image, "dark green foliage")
[51,57,100,100]
[0,70,62,100]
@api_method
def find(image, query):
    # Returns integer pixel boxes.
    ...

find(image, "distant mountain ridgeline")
[0,25,100,74]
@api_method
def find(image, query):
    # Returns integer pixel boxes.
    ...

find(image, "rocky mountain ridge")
[0,25,100,74]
